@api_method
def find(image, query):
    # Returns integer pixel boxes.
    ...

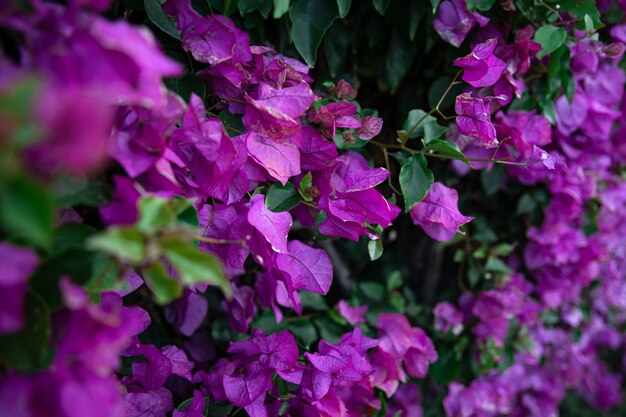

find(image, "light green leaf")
[402,109,446,142]
[144,0,180,39]
[368,239,383,261]
[399,154,434,211]
[87,227,146,264]
[289,0,339,67]
[534,25,567,59]
[162,239,231,297]
[337,0,351,17]
[273,0,290,18]
[143,262,182,305]
[372,0,390,14]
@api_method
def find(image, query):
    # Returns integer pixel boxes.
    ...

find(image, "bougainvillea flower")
[276,240,333,295]
[455,92,500,148]
[221,285,257,333]
[99,176,141,225]
[495,110,551,153]
[243,82,315,139]
[337,300,368,325]
[298,126,338,170]
[247,194,292,254]
[0,243,38,334]
[434,0,489,47]
[410,182,473,242]
[172,0,251,65]
[307,101,361,139]
[376,313,438,378]
[454,39,506,87]
[356,115,383,140]
[246,133,301,184]
[433,302,464,335]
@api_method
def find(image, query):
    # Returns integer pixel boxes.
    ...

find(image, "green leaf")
[336,0,351,17]
[402,109,446,142]
[137,196,175,233]
[288,320,318,348]
[399,154,434,211]
[266,182,301,212]
[144,0,180,39]
[162,239,231,297]
[430,0,441,12]
[239,0,265,15]
[424,139,468,162]
[0,292,51,372]
[273,0,290,18]
[289,0,339,67]
[466,0,496,11]
[408,2,424,41]
[298,172,314,201]
[87,227,146,264]
[300,291,328,311]
[368,239,383,261]
[372,0,390,15]
[0,175,54,249]
[485,255,513,274]
[480,165,505,196]
[51,223,97,257]
[143,262,182,305]
[533,25,567,60]
[279,401,289,415]
[386,29,416,92]
[53,175,111,206]
[324,21,350,78]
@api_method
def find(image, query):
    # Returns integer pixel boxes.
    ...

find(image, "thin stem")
[195,235,249,247]
[382,147,402,195]
[406,70,462,137]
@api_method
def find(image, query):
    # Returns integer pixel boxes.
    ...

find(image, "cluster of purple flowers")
[2,0,626,416]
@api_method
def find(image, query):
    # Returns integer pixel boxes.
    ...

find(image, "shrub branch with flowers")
[1,0,626,416]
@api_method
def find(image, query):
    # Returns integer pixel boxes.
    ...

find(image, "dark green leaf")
[430,0,441,12]
[162,239,231,297]
[289,0,339,67]
[534,25,567,59]
[87,227,146,264]
[53,175,111,206]
[266,182,301,212]
[300,291,328,311]
[337,0,351,17]
[424,139,467,162]
[372,0,390,15]
[51,223,97,257]
[144,0,180,39]
[324,21,350,78]
[0,292,51,372]
[298,172,314,201]
[466,0,496,11]
[239,0,265,15]
[480,165,505,196]
[399,154,434,211]
[143,262,182,305]
[386,29,416,92]
[408,2,424,41]
[0,175,54,249]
